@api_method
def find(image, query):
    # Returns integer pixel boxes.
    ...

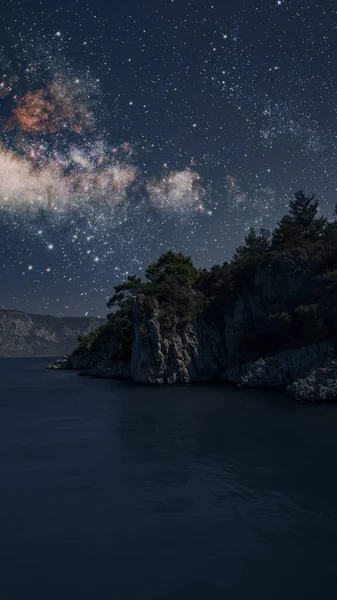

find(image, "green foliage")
[293,303,319,321]
[322,270,337,286]
[77,326,104,351]
[272,190,327,248]
[223,228,272,297]
[103,311,133,360]
[232,228,270,263]
[100,189,337,358]
[196,263,231,299]
[106,251,202,333]
[76,312,133,362]
[107,275,143,311]
[145,251,198,287]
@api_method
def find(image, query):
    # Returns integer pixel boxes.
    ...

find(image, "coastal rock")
[287,358,337,403]
[223,341,335,389]
[48,253,333,398]
[48,351,93,370]
[130,254,320,384]
[131,296,198,383]
[48,354,72,369]
[131,296,224,384]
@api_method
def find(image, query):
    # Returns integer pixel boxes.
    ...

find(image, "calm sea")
[1,357,337,598]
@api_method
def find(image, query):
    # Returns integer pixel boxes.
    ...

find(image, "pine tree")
[145,251,198,287]
[107,275,143,310]
[272,190,327,248]
[233,227,270,262]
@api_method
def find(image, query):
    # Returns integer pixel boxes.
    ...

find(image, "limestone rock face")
[223,342,335,388]
[0,310,101,357]
[131,296,225,384]
[287,358,337,403]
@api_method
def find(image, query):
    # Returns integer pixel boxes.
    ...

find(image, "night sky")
[0,0,336,316]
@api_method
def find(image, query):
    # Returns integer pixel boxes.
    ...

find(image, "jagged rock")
[48,354,72,369]
[48,252,335,399]
[223,342,335,389]
[287,358,337,403]
[0,310,101,357]
[131,296,224,383]
[48,351,93,370]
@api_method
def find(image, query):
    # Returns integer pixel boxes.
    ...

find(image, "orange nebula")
[6,82,94,135]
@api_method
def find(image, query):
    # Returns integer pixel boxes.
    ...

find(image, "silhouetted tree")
[107,275,143,311]
[272,190,326,248]
[145,251,198,287]
[232,227,270,263]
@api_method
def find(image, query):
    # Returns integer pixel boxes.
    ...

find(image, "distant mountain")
[0,310,102,357]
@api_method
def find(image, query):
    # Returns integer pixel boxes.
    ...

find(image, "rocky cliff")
[130,253,322,383]
[130,296,224,384]
[49,252,337,401]
[0,310,101,356]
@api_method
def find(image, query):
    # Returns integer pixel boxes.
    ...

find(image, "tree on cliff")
[107,275,143,311]
[272,190,327,248]
[232,227,270,263]
[145,251,198,288]
[144,252,201,323]
[196,262,230,299]
[107,252,199,312]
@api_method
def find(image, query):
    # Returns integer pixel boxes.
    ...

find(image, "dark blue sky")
[1,0,336,316]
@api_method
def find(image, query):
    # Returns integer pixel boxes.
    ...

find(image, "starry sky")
[0,0,336,316]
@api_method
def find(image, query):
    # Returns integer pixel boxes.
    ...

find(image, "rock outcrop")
[287,358,337,403]
[49,253,337,401]
[130,296,224,383]
[48,352,91,370]
[0,310,101,357]
[130,254,322,384]
[223,341,335,388]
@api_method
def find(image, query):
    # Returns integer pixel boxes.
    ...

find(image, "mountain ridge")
[0,309,101,357]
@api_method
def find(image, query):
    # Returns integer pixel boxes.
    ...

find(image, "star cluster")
[1,0,337,316]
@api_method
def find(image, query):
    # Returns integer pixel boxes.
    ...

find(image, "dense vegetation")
[78,191,337,360]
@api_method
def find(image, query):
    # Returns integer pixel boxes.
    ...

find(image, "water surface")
[1,357,337,598]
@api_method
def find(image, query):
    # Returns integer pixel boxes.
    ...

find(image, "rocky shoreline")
[223,342,337,402]
[48,340,337,402]
[48,242,337,403]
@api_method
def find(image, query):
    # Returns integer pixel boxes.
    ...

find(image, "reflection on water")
[0,358,337,598]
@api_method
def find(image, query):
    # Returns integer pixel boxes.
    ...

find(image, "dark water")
[1,359,337,598]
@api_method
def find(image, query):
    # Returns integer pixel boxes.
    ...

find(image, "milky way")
[1,0,337,316]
